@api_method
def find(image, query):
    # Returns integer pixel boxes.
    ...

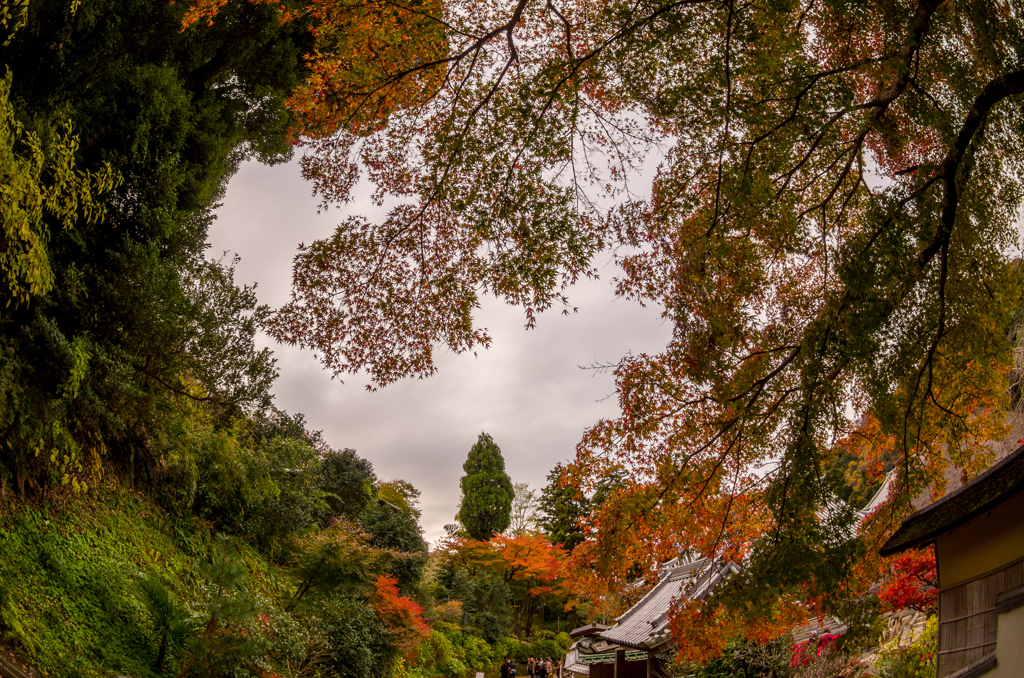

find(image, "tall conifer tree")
[538,463,590,552]
[457,433,513,541]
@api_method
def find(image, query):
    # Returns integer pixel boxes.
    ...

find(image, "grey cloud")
[209,159,671,544]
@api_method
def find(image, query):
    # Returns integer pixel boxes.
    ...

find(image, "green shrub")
[874,616,938,678]
[414,629,468,678]
[316,594,399,678]
[517,631,571,665]
[178,535,270,678]
[492,636,522,664]
[461,632,494,671]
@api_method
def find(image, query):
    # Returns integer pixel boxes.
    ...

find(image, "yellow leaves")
[0,70,120,308]
[0,0,27,46]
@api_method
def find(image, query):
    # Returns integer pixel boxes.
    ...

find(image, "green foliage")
[246,435,329,558]
[361,496,428,595]
[157,416,279,533]
[492,636,522,664]
[134,572,189,673]
[413,630,468,678]
[517,631,571,665]
[439,569,512,645]
[683,637,792,678]
[0,481,400,677]
[874,616,938,678]
[316,594,399,678]
[458,632,494,671]
[538,463,589,551]
[379,479,423,518]
[0,69,119,308]
[458,433,513,541]
[178,535,269,677]
[318,447,376,521]
[154,406,329,558]
[179,256,279,418]
[287,520,382,609]
[0,5,434,677]
[0,0,311,494]
[0,487,196,676]
[405,626,496,675]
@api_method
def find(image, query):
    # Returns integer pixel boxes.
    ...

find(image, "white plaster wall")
[991,605,1024,678]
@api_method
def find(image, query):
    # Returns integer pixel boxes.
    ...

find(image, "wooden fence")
[937,555,1024,677]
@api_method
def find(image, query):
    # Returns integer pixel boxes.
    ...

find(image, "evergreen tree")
[457,433,513,541]
[538,463,589,552]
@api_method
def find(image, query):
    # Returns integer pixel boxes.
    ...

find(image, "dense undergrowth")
[0,485,276,676]
[0,464,575,678]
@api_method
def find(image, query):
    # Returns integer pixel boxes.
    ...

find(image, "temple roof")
[568,623,610,639]
[599,558,739,650]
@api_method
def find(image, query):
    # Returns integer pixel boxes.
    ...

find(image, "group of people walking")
[499,656,556,678]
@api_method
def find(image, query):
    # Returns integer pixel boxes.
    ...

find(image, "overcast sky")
[208,158,672,545]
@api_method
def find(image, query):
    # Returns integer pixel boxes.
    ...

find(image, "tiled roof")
[568,623,610,639]
[599,558,739,650]
[562,644,590,675]
[858,471,894,518]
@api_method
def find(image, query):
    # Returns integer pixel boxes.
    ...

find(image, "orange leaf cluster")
[370,573,431,657]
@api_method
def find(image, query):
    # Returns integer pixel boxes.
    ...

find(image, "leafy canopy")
[267,0,1024,649]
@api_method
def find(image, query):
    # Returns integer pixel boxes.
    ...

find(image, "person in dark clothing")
[536,660,548,678]
[501,659,513,678]
[527,657,535,677]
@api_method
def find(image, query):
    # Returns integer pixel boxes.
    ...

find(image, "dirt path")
[0,640,37,678]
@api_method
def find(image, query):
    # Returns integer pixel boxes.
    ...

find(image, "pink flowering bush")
[790,632,843,667]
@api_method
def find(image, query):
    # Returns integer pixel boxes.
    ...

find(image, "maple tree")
[370,573,431,658]
[256,0,1022,658]
[446,534,570,632]
[182,0,446,140]
[877,547,937,614]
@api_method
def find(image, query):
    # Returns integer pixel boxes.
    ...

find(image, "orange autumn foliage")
[181,0,447,140]
[183,0,1024,664]
[448,533,566,596]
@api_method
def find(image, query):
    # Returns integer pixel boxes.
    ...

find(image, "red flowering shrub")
[790,633,842,667]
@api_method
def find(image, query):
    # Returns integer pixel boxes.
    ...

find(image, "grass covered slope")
[0,484,280,677]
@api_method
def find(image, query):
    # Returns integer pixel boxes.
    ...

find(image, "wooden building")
[561,558,739,678]
[880,444,1024,678]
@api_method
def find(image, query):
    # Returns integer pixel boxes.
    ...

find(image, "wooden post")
[614,649,626,678]
[646,650,660,678]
